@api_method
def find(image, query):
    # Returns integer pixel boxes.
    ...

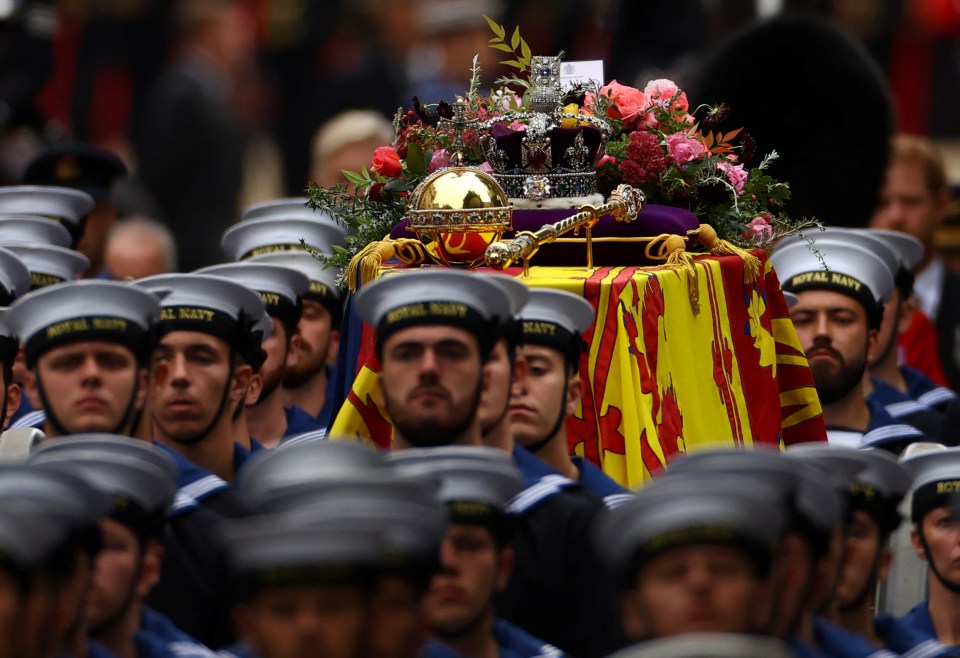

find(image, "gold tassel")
[697,224,762,284]
[662,234,701,315]
[345,238,426,292]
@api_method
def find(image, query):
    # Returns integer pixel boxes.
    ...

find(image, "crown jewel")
[480,56,611,202]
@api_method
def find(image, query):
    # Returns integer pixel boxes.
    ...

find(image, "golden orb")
[407,167,512,267]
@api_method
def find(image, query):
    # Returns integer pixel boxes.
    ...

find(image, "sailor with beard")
[772,236,926,453]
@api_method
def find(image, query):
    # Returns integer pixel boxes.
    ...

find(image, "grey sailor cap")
[28,434,178,516]
[903,446,960,521]
[247,251,343,319]
[196,262,309,329]
[241,196,348,233]
[0,215,73,248]
[354,269,514,344]
[134,273,273,367]
[0,463,112,528]
[606,633,796,658]
[5,243,89,289]
[595,470,786,577]
[389,446,523,513]
[222,217,347,261]
[0,185,94,231]
[0,246,32,304]
[6,279,162,366]
[517,287,594,355]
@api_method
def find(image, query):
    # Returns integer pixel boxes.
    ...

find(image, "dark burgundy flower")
[367,182,385,201]
[437,101,453,120]
[618,130,667,185]
[740,132,757,165]
[701,102,731,129]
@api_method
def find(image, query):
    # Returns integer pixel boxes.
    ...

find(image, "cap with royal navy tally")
[517,287,594,362]
[21,143,127,200]
[28,434,178,519]
[196,262,309,331]
[219,511,385,588]
[354,269,515,346]
[771,237,894,328]
[903,446,960,522]
[242,197,348,233]
[606,633,796,658]
[0,185,94,245]
[247,251,343,323]
[0,215,73,248]
[134,273,272,369]
[222,217,347,261]
[0,246,31,305]
[389,446,523,517]
[595,471,786,578]
[4,243,89,289]
[6,279,162,367]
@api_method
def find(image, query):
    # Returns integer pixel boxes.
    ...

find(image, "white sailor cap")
[595,471,786,579]
[7,279,162,366]
[4,243,89,289]
[241,197,348,234]
[783,227,922,286]
[0,463,113,528]
[389,446,523,516]
[0,215,73,248]
[486,275,529,316]
[219,510,385,588]
[667,448,847,535]
[354,269,514,350]
[517,287,594,363]
[134,273,272,369]
[771,237,894,327]
[29,434,178,521]
[247,251,343,322]
[196,262,310,330]
[0,185,94,246]
[606,633,796,658]
[222,217,347,261]
[0,246,32,304]
[903,446,960,521]
[237,440,391,507]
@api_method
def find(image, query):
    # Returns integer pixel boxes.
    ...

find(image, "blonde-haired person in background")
[309,109,395,190]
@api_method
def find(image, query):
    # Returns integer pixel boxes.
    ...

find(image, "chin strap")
[524,371,569,454]
[919,529,960,594]
[155,349,236,445]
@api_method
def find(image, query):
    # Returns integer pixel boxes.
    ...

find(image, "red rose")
[371,146,402,178]
[367,182,385,201]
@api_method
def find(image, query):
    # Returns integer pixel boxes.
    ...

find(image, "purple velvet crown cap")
[486,122,605,173]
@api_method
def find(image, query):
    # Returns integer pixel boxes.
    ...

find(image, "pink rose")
[428,149,451,173]
[508,121,526,132]
[371,146,402,178]
[664,133,706,166]
[743,215,773,242]
[644,78,690,112]
[717,160,748,195]
[596,154,617,168]
[588,80,651,129]
[479,162,494,174]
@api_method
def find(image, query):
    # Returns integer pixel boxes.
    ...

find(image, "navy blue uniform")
[283,405,322,438]
[875,610,953,657]
[827,397,926,452]
[868,378,943,439]
[570,455,633,509]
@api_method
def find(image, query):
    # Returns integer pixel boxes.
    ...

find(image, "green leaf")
[490,43,513,52]
[383,178,414,193]
[500,59,525,70]
[520,39,532,62]
[483,15,505,39]
[342,170,366,184]
[510,25,521,50]
[405,142,426,174]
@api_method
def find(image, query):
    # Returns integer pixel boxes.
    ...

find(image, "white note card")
[560,60,605,91]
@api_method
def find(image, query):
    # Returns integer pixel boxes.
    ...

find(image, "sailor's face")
[27,341,145,436]
[621,545,769,641]
[834,510,886,610]
[914,507,960,588]
[284,300,336,388]
[509,344,578,449]
[239,584,368,658]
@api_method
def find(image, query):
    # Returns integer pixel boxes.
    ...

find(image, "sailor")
[27,434,216,657]
[603,633,796,658]
[355,268,623,658]
[511,287,631,508]
[390,446,568,658]
[595,470,785,641]
[4,280,161,438]
[0,246,31,433]
[196,262,318,446]
[0,213,73,247]
[237,196,349,246]
[217,503,386,658]
[772,235,925,452]
[884,446,960,649]
[234,440,446,658]
[133,272,272,647]
[222,216,347,429]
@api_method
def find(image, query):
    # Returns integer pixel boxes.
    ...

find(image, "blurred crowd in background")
[4,0,960,271]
